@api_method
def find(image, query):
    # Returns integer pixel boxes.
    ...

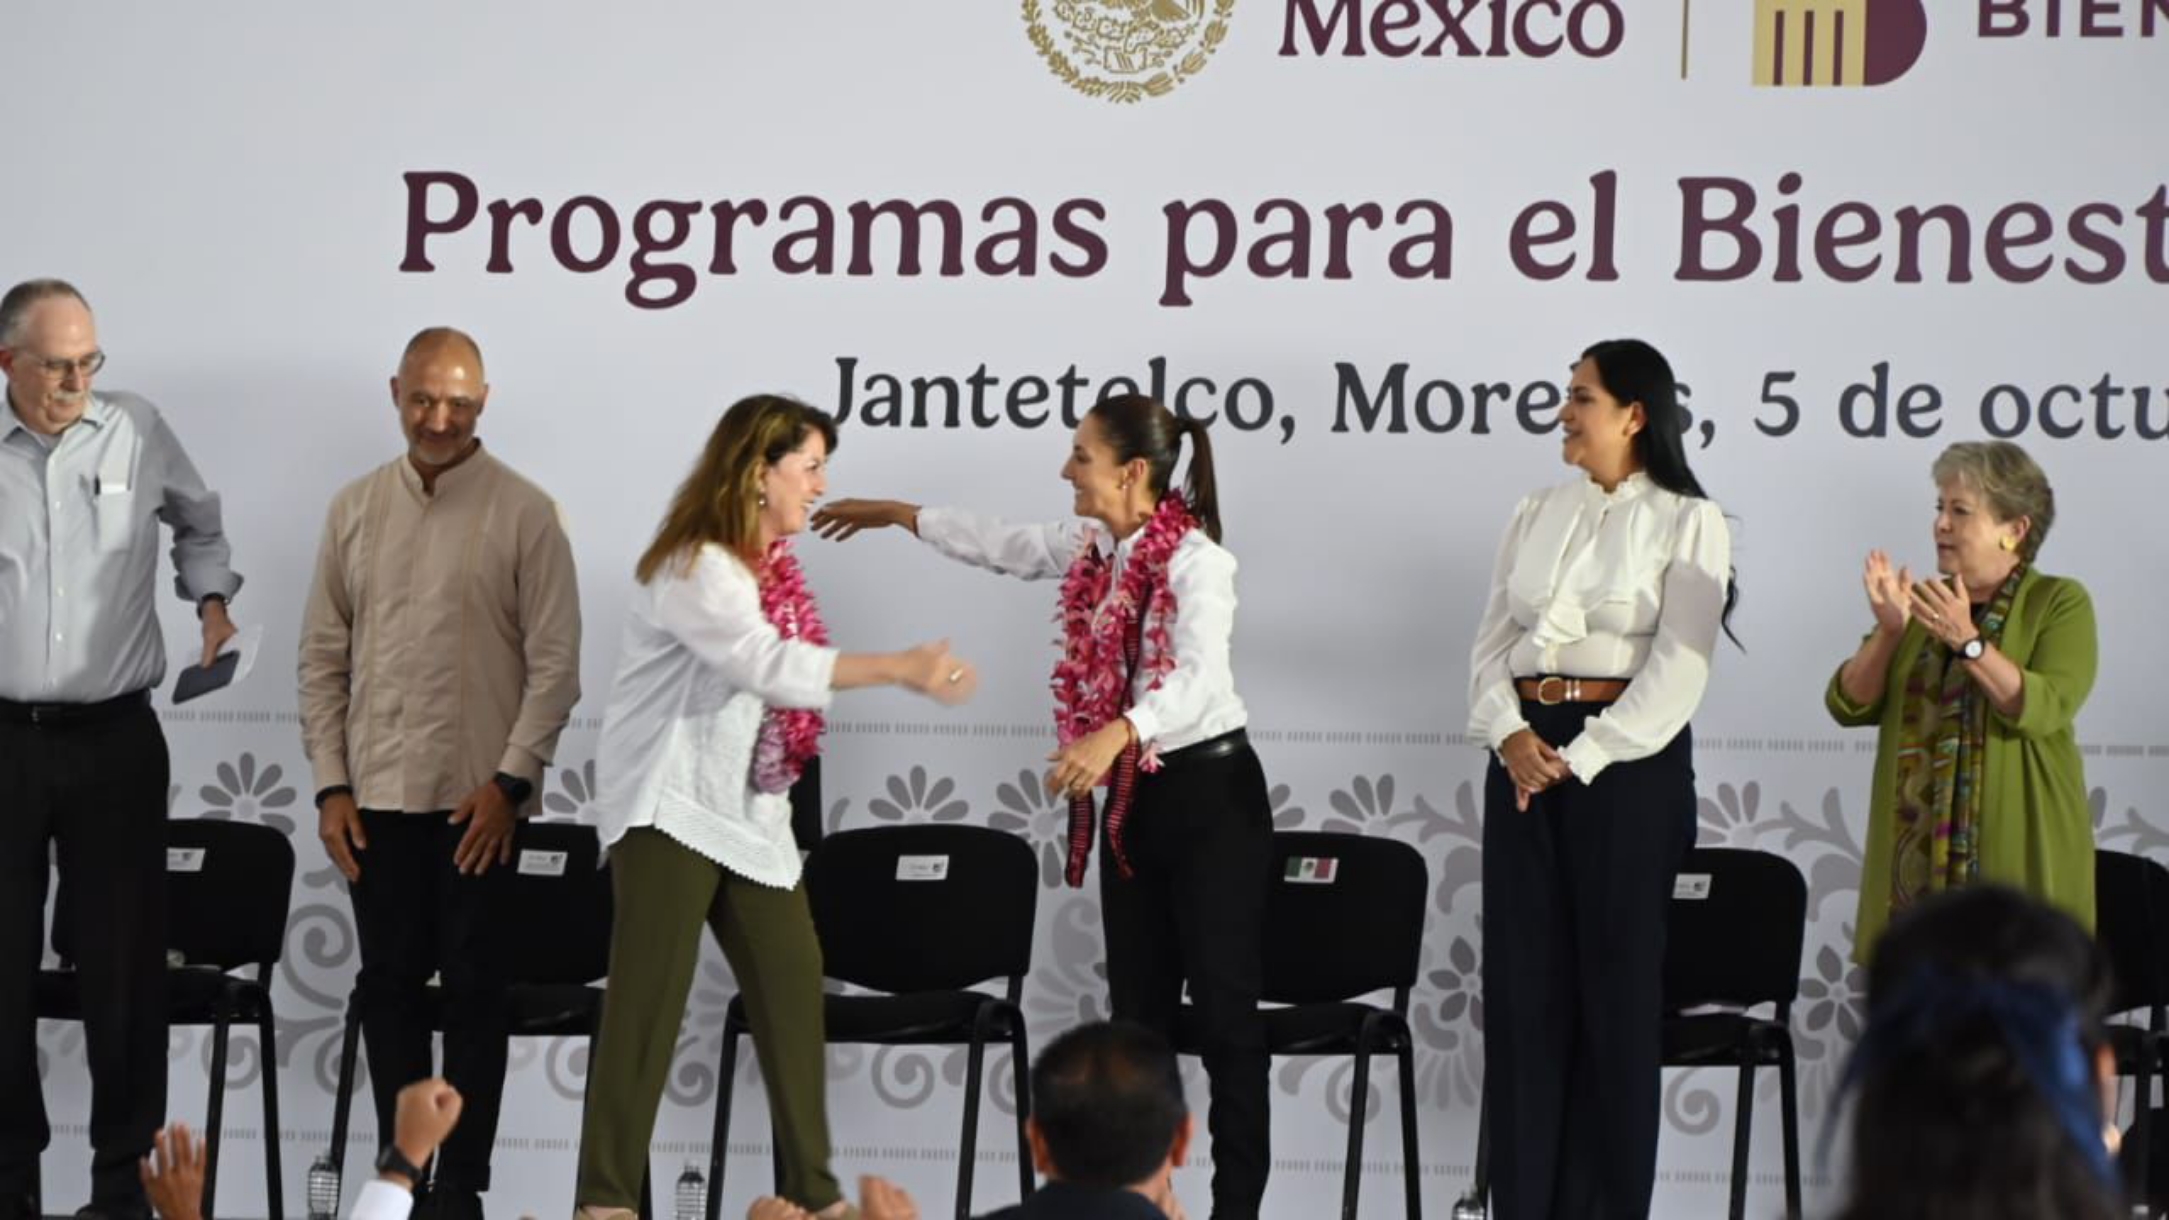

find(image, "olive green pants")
[575,828,840,1211]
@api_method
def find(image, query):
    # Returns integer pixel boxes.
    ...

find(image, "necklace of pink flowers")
[1051,493,1196,886]
[750,538,831,795]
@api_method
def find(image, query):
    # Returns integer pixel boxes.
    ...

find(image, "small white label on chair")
[517,849,569,876]
[1674,873,1712,900]
[1285,857,1338,884]
[167,847,207,873]
[896,855,950,881]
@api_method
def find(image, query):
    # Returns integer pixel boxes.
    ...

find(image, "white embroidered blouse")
[591,544,838,887]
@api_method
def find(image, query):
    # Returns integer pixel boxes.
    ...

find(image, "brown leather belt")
[1516,676,1630,706]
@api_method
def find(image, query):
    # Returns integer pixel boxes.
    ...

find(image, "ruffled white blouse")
[1466,472,1732,782]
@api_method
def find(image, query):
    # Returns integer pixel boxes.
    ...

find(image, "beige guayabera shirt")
[298,445,581,813]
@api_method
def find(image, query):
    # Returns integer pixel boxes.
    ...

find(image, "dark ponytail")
[1087,394,1225,542]
[1176,416,1222,543]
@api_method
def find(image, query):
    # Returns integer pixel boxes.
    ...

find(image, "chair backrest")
[54,818,297,971]
[170,818,297,970]
[1259,832,1429,1005]
[790,757,824,854]
[805,824,1037,994]
[2095,848,2169,1016]
[1662,847,1808,1010]
[498,821,613,987]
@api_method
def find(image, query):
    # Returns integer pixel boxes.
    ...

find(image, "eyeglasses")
[20,350,106,380]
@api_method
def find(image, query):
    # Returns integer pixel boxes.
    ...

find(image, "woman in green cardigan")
[1827,440,2098,961]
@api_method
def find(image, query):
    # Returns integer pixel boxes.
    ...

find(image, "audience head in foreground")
[1836,884,2123,1220]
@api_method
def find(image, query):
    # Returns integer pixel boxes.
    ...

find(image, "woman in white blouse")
[574,395,976,1220]
[1466,340,1736,1220]
[813,394,1275,1219]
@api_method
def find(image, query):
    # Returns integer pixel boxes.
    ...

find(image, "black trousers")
[1098,740,1273,1220]
[1481,702,1697,1220]
[0,703,170,1216]
[348,809,515,1192]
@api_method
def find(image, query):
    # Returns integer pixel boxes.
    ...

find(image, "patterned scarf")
[1051,495,1194,887]
[1888,564,2026,914]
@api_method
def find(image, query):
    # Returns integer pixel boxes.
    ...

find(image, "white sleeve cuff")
[349,1178,415,1220]
[1560,734,1613,785]
[1123,708,1159,748]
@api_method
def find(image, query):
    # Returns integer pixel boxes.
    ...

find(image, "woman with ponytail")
[1466,339,1737,1219]
[815,395,1274,1219]
[573,395,978,1220]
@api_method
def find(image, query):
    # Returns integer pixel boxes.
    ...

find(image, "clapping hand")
[140,1123,206,1220]
[1908,572,1977,650]
[1862,550,1912,635]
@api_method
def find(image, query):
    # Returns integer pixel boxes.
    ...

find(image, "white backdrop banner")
[9,1,2164,1216]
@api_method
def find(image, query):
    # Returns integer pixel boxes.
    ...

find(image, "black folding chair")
[2095,848,2169,1210]
[704,824,1038,1220]
[39,818,296,1220]
[1456,846,1807,1220]
[325,821,618,1207]
[1174,831,1427,1220]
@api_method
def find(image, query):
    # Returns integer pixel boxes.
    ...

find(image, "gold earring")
[2000,535,2018,552]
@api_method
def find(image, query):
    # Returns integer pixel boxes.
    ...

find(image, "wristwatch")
[374,1143,425,1190]
[491,771,534,805]
[1958,637,1987,662]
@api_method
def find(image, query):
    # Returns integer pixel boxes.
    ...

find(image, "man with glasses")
[298,326,580,1220]
[0,278,244,1220]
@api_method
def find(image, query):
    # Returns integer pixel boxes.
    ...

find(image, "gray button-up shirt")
[0,390,243,702]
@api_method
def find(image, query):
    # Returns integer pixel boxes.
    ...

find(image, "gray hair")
[1933,440,2056,559]
[0,278,90,348]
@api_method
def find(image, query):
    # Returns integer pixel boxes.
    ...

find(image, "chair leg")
[1778,1036,1803,1220]
[1397,1044,1422,1220]
[705,1016,743,1220]
[260,1004,285,1220]
[1343,1046,1371,1220]
[205,1014,232,1220]
[2137,1038,2159,1220]
[329,996,363,1192]
[1010,1022,1034,1203]
[1466,1084,1490,1207]
[1728,1052,1756,1220]
[957,1027,990,1220]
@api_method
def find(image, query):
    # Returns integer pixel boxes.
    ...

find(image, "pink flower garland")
[1050,494,1196,778]
[751,539,831,795]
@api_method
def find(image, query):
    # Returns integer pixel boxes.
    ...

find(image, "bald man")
[298,329,581,1220]
[0,279,243,1220]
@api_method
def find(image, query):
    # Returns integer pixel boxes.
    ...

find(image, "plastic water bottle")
[305,1154,341,1220]
[674,1161,707,1220]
